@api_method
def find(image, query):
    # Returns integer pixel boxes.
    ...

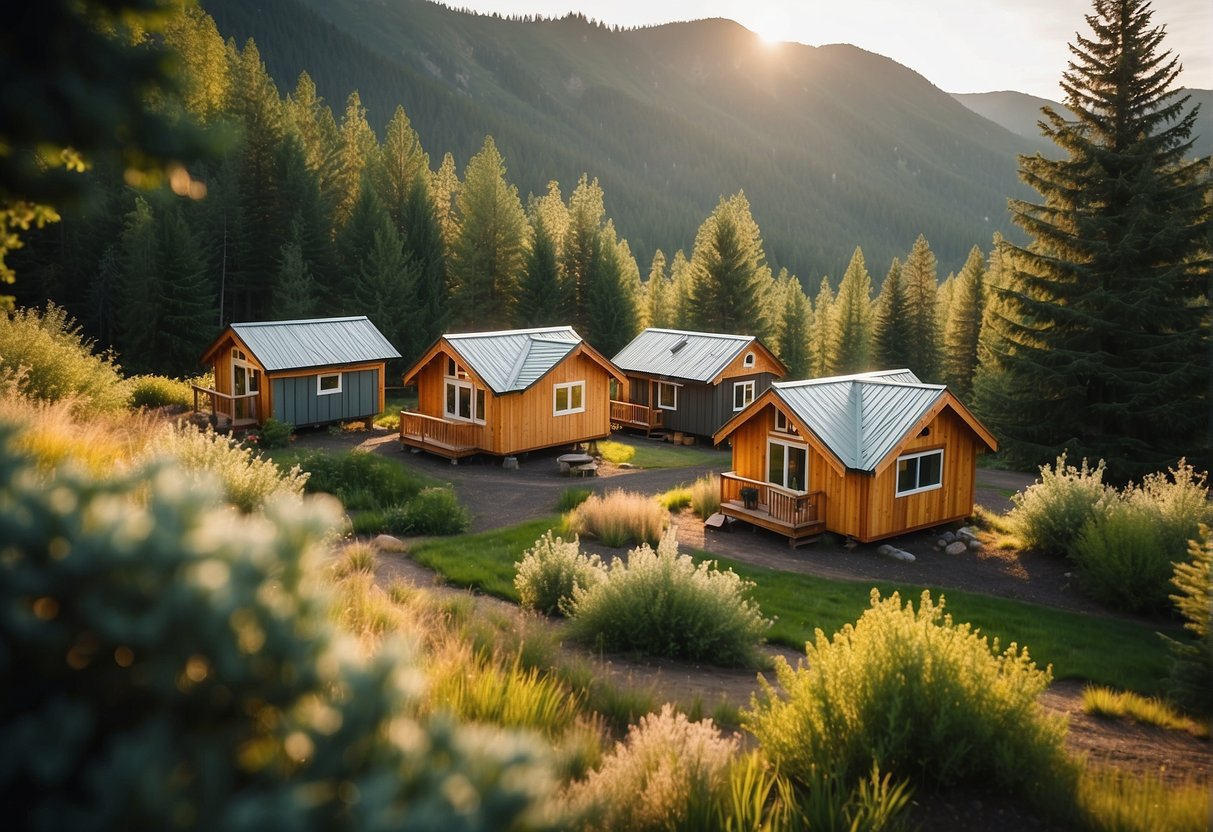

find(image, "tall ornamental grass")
[568,489,668,548]
[565,529,770,667]
[689,473,720,518]
[515,531,603,616]
[1009,453,1111,556]
[743,590,1072,818]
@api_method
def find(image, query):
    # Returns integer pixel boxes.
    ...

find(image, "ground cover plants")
[568,488,668,547]
[597,438,723,469]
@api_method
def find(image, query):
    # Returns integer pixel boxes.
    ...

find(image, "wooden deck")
[399,411,482,459]
[192,386,259,429]
[718,472,826,547]
[610,399,662,434]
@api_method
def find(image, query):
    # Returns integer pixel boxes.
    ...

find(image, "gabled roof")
[417,326,622,395]
[202,316,400,372]
[611,328,781,383]
[714,369,997,473]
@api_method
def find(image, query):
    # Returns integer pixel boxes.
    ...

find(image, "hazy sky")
[448,0,1212,99]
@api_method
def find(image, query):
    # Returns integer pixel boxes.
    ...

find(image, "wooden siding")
[271,369,380,426]
[714,346,785,381]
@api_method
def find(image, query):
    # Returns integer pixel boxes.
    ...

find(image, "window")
[317,372,342,395]
[743,351,755,368]
[656,381,678,410]
[446,356,457,377]
[774,409,798,434]
[733,380,755,411]
[767,438,808,492]
[445,379,484,422]
[896,449,944,496]
[554,381,585,415]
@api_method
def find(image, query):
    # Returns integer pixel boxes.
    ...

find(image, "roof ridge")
[504,336,534,389]
[448,325,577,340]
[233,316,368,328]
[644,327,750,341]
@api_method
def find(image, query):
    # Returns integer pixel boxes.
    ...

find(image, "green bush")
[1164,526,1213,718]
[565,704,738,832]
[127,374,195,409]
[257,417,293,449]
[286,449,429,510]
[556,486,593,512]
[0,303,128,414]
[402,486,469,535]
[0,426,557,831]
[743,590,1072,815]
[566,529,770,666]
[515,531,603,616]
[143,424,309,513]
[1009,453,1111,556]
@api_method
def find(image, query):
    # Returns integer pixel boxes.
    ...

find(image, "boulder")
[945,541,968,556]
[372,534,408,553]
[879,544,916,562]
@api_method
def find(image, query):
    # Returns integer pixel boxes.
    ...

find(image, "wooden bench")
[574,462,598,477]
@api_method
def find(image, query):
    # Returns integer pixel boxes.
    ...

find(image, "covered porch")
[399,411,482,459]
[610,399,663,434]
[718,472,826,547]
[192,386,259,429]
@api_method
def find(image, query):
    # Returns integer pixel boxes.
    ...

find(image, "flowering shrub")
[515,531,603,616]
[1009,454,1111,556]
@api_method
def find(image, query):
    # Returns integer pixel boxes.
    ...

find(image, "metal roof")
[445,326,583,394]
[230,317,401,372]
[611,328,756,382]
[772,370,945,471]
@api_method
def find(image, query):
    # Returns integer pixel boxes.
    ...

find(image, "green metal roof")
[445,326,583,394]
[611,328,758,382]
[772,370,944,471]
[230,317,400,372]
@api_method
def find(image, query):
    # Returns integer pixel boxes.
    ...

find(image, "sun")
[747,8,790,46]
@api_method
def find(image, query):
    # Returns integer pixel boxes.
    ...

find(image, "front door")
[767,439,808,492]
[231,350,260,421]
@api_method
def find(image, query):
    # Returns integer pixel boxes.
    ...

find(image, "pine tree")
[116,196,160,366]
[561,175,608,333]
[979,0,1211,478]
[688,192,771,337]
[942,245,986,399]
[335,179,391,312]
[775,272,812,379]
[644,249,670,329]
[873,257,908,369]
[810,277,836,377]
[430,152,461,252]
[400,176,447,358]
[163,3,230,125]
[668,249,693,329]
[154,201,215,377]
[899,234,941,381]
[449,137,527,329]
[372,105,429,229]
[355,221,418,367]
[332,91,378,230]
[515,209,563,327]
[832,246,874,373]
[273,216,317,320]
[585,227,640,356]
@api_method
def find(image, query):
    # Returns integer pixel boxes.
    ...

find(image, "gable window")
[774,409,798,434]
[896,449,944,497]
[733,380,755,411]
[743,351,755,368]
[656,381,678,410]
[554,381,585,415]
[445,378,484,423]
[317,372,342,395]
[767,438,808,492]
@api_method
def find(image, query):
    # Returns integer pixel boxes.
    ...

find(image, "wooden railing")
[399,410,481,451]
[192,386,259,425]
[610,399,662,428]
[719,471,824,529]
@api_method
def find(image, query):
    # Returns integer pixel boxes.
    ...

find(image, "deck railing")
[719,471,824,529]
[192,386,259,425]
[399,411,481,451]
[610,399,662,428]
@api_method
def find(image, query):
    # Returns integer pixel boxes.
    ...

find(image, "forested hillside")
[202,0,1037,280]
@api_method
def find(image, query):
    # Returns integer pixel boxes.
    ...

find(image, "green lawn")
[409,517,1181,697]
[599,438,725,469]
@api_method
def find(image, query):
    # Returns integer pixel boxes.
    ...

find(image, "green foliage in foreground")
[274,448,440,511]
[412,516,566,600]
[1164,527,1213,717]
[515,531,603,616]
[0,427,555,830]
[744,590,1073,820]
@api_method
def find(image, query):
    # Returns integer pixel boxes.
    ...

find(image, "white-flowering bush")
[1009,453,1112,556]
[515,531,603,616]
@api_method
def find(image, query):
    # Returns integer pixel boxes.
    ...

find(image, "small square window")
[317,373,342,395]
[733,380,755,411]
[656,382,678,410]
[895,449,943,496]
[554,381,586,415]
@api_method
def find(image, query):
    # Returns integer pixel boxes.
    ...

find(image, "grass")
[1082,686,1209,737]
[411,516,568,600]
[269,447,441,510]
[1075,767,1210,831]
[599,438,723,469]
[373,389,418,430]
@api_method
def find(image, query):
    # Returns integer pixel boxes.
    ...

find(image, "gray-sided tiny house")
[196,317,401,429]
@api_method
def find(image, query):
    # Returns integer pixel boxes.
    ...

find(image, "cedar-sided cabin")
[712,369,998,546]
[400,326,626,460]
[609,328,786,439]
[195,317,401,429]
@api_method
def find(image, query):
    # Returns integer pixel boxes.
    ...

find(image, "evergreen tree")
[163,3,230,125]
[400,175,447,358]
[335,179,391,311]
[332,91,378,230]
[873,258,908,369]
[154,201,215,376]
[273,216,318,320]
[688,192,771,337]
[355,221,418,367]
[810,277,835,377]
[668,249,693,329]
[562,174,609,333]
[430,152,461,252]
[832,246,874,373]
[644,249,671,329]
[979,0,1211,478]
[942,245,986,399]
[116,196,160,365]
[585,226,639,355]
[899,234,941,380]
[775,272,812,379]
[449,137,527,329]
[372,105,429,229]
[515,209,563,327]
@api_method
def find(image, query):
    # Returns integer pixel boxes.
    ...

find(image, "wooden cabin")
[712,369,998,546]
[195,317,400,429]
[400,326,625,460]
[610,328,786,439]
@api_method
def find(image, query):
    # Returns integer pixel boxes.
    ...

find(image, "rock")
[877,544,893,556]
[936,538,948,549]
[941,531,957,544]
[957,527,980,545]
[618,462,635,469]
[967,540,984,552]
[502,456,519,470]
[373,534,408,553]
[945,541,968,556]
[880,545,916,562]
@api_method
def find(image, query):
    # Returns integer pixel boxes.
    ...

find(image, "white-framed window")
[317,372,342,395]
[733,380,755,411]
[774,409,798,434]
[553,381,585,415]
[767,438,808,492]
[445,379,485,422]
[896,449,944,497]
[656,381,678,410]
[743,351,755,368]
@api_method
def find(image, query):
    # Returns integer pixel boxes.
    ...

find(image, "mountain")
[953,88,1212,158]
[204,0,1042,281]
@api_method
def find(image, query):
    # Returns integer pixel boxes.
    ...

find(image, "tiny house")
[712,369,998,545]
[610,328,786,439]
[196,317,400,429]
[400,326,625,459]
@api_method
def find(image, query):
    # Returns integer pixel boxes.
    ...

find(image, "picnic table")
[557,452,597,476]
